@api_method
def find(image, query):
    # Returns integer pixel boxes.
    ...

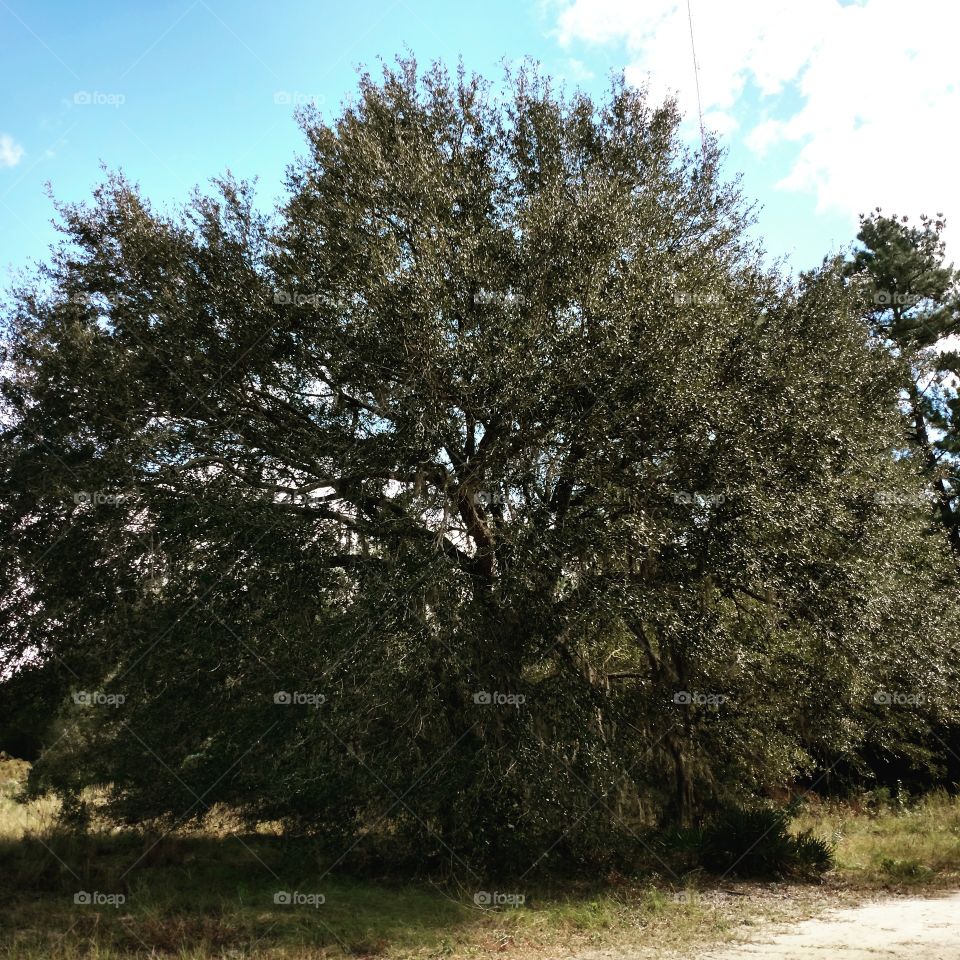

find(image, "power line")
[685,0,706,153]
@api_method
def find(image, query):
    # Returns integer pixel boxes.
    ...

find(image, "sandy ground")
[698,891,960,959]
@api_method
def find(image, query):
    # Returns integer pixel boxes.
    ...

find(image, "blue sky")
[2,0,956,288]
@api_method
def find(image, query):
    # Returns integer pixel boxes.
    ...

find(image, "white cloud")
[554,0,960,257]
[702,109,738,137]
[565,57,595,82]
[744,118,785,157]
[0,134,25,168]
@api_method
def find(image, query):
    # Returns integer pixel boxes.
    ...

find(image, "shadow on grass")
[2,829,722,959]
[0,830,486,957]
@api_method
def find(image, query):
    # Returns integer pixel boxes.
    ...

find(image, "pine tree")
[846,211,960,557]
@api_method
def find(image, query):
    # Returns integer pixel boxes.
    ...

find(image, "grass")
[794,789,960,889]
[1,757,958,959]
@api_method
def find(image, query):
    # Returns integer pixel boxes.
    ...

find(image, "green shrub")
[667,807,834,879]
[694,807,834,879]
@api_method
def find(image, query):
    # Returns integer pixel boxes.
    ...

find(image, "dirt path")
[699,890,960,959]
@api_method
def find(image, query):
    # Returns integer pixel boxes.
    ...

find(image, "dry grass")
[795,789,960,889]
[1,754,62,841]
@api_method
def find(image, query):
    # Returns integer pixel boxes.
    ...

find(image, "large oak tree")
[2,59,957,872]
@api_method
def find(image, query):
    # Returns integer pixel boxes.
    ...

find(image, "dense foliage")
[2,59,958,874]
